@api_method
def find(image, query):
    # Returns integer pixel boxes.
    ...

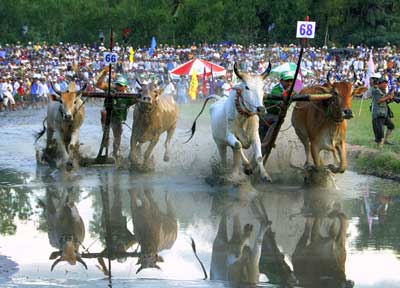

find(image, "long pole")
[96,28,114,162]
[263,16,308,165]
[100,172,113,287]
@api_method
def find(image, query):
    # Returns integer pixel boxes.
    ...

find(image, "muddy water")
[0,104,399,288]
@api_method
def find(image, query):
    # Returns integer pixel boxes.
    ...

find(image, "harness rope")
[233,87,257,117]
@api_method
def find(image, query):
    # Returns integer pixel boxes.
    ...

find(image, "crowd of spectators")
[0,41,400,112]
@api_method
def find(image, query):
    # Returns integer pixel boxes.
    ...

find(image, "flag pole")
[358,96,364,117]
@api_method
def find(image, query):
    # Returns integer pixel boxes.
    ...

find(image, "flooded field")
[0,103,399,288]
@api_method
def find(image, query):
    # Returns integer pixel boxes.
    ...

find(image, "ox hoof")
[163,155,170,162]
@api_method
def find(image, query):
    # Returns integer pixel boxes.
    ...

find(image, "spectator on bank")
[176,75,188,104]
[371,76,395,147]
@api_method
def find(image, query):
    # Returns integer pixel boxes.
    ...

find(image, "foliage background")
[1,0,400,46]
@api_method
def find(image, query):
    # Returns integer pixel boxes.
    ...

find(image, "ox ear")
[233,62,244,80]
[353,86,368,96]
[261,62,272,80]
[49,251,61,260]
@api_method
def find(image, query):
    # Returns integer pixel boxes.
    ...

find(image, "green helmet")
[280,71,295,81]
[114,74,127,86]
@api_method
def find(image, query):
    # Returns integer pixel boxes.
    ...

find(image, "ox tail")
[184,95,219,143]
[34,117,47,143]
[190,237,208,280]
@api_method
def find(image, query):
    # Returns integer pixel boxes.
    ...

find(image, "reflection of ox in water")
[210,202,268,286]
[129,185,177,273]
[292,202,351,288]
[39,185,87,271]
[187,62,271,183]
[35,82,87,170]
[129,82,178,171]
[292,75,367,173]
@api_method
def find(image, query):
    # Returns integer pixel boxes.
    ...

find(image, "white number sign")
[103,52,118,65]
[296,21,316,38]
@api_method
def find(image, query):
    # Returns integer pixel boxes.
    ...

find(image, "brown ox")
[41,186,87,271]
[291,80,367,173]
[129,83,178,169]
[130,185,177,273]
[36,82,86,170]
[292,204,348,287]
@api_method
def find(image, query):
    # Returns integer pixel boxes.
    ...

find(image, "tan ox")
[130,185,177,273]
[129,83,178,169]
[292,80,367,173]
[40,186,87,271]
[292,205,348,287]
[36,82,86,170]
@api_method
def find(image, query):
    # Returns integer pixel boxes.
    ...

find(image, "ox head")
[136,253,164,274]
[139,82,163,109]
[49,237,88,271]
[233,62,271,115]
[50,82,87,121]
[324,73,368,121]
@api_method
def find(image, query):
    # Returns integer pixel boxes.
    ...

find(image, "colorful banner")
[189,69,198,100]
[202,67,207,97]
[365,49,375,88]
[149,36,156,57]
[129,47,134,63]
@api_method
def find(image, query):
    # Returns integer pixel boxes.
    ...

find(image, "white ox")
[187,62,271,182]
[36,82,86,170]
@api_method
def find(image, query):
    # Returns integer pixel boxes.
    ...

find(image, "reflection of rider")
[96,66,135,158]
[370,192,391,225]
[259,71,294,144]
[96,173,137,275]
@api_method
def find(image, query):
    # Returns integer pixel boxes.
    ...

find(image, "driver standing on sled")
[96,66,136,159]
[259,70,295,145]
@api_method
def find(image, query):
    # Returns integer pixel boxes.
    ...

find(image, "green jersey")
[264,84,283,115]
[103,87,135,122]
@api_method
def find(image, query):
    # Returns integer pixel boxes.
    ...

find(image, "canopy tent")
[169,58,226,79]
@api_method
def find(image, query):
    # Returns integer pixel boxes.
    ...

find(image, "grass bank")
[347,98,400,180]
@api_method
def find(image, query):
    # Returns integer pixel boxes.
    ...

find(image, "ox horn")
[77,83,87,94]
[50,258,63,271]
[136,79,143,89]
[50,82,62,96]
[76,83,87,95]
[77,256,88,270]
[233,62,244,80]
[261,61,272,79]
